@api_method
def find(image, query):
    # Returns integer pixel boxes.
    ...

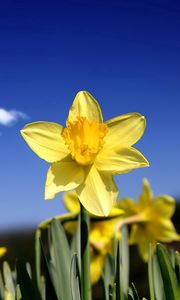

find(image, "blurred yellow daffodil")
[4,291,14,300]
[117,179,179,261]
[63,191,124,284]
[21,91,148,216]
[0,247,7,258]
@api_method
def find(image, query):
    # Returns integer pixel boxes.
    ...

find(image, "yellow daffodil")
[117,179,179,261]
[89,223,114,284]
[63,191,124,284]
[0,247,7,258]
[4,291,13,300]
[21,91,149,216]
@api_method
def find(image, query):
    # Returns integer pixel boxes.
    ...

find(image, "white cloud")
[0,108,28,126]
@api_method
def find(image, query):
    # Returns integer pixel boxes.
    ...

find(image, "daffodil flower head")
[0,247,7,258]
[117,179,179,261]
[21,91,149,216]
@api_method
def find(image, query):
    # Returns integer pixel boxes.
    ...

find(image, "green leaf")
[38,213,77,230]
[103,254,115,300]
[148,244,165,300]
[70,214,81,277]
[16,284,22,300]
[130,283,140,300]
[40,239,58,300]
[156,243,180,300]
[109,284,116,300]
[25,263,32,279]
[35,229,42,294]
[70,254,81,300]
[50,218,72,300]
[3,261,15,300]
[0,270,4,299]
[152,253,165,300]
[127,288,134,300]
[175,251,180,286]
[169,249,175,269]
[16,261,41,300]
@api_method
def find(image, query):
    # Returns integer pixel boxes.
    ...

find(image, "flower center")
[63,117,108,166]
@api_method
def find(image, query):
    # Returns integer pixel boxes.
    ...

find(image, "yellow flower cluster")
[21,91,179,285]
[63,178,179,283]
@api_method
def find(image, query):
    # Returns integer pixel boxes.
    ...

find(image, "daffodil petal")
[76,165,118,216]
[91,220,117,245]
[21,122,69,162]
[63,191,80,213]
[45,161,85,199]
[149,219,179,242]
[138,178,153,206]
[130,224,145,244]
[90,253,105,285]
[127,178,179,261]
[105,113,146,147]
[4,290,14,300]
[130,224,152,261]
[67,91,103,123]
[116,198,138,215]
[138,241,152,262]
[109,207,125,217]
[0,247,7,258]
[95,146,149,174]
[130,223,156,245]
[151,195,176,218]
[64,220,78,235]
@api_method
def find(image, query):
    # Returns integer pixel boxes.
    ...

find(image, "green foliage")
[156,244,180,299]
[148,243,180,300]
[0,260,40,300]
[102,226,141,300]
[0,217,180,300]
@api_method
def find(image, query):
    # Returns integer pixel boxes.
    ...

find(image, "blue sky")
[0,0,180,230]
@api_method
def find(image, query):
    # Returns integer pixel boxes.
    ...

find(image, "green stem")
[80,204,91,300]
[148,244,155,300]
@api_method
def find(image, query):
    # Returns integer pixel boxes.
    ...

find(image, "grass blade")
[103,254,115,300]
[70,254,81,300]
[156,243,180,300]
[175,251,180,286]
